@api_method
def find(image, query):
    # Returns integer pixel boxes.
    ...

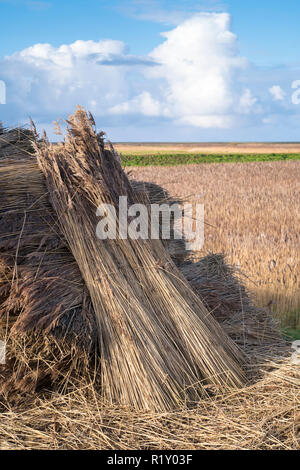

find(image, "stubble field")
[116,142,300,154]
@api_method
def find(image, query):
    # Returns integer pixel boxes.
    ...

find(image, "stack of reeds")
[0,124,35,160]
[0,159,97,348]
[0,110,250,410]
[36,107,247,410]
[0,125,186,395]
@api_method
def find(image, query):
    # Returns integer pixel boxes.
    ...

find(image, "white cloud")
[0,12,291,138]
[291,80,300,105]
[108,12,251,128]
[111,13,253,128]
[110,91,168,117]
[0,39,131,118]
[147,13,250,127]
[269,85,286,101]
[179,114,232,128]
[239,88,258,113]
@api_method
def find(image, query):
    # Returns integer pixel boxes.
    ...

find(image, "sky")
[1,0,300,141]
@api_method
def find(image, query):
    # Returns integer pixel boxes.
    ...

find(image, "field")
[116,142,300,167]
[128,159,300,334]
[115,142,300,154]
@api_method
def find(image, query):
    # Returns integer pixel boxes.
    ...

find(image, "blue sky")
[1,0,300,141]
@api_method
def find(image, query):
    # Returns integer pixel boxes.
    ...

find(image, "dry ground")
[0,358,299,450]
[128,160,300,327]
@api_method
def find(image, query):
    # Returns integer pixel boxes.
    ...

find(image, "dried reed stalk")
[0,160,267,399]
[0,160,181,343]
[36,107,246,411]
[0,160,97,348]
[1,355,297,450]
[0,124,35,160]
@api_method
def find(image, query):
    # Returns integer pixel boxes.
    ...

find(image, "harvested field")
[129,161,300,330]
[116,142,300,155]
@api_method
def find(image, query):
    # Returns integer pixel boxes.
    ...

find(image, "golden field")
[129,160,300,329]
[116,142,300,155]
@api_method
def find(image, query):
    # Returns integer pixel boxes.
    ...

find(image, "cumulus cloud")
[111,13,256,128]
[109,91,169,117]
[0,12,281,135]
[0,39,133,121]
[239,88,258,113]
[269,85,286,101]
[291,80,300,105]
[147,13,253,127]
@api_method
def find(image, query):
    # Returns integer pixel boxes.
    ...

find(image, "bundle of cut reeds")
[0,126,184,353]
[0,124,35,160]
[0,160,97,348]
[34,107,246,411]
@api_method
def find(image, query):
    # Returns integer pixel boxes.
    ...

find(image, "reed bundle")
[0,165,180,345]
[0,114,281,410]
[0,124,34,160]
[0,160,97,348]
[33,107,246,411]
[0,119,294,448]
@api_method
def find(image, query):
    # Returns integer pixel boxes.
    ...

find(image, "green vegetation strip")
[122,153,300,167]
[283,328,300,341]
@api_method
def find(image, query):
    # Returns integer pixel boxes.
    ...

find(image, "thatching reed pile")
[0,124,34,160]
[0,160,97,346]
[0,109,284,413]
[0,114,298,449]
[33,108,247,410]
